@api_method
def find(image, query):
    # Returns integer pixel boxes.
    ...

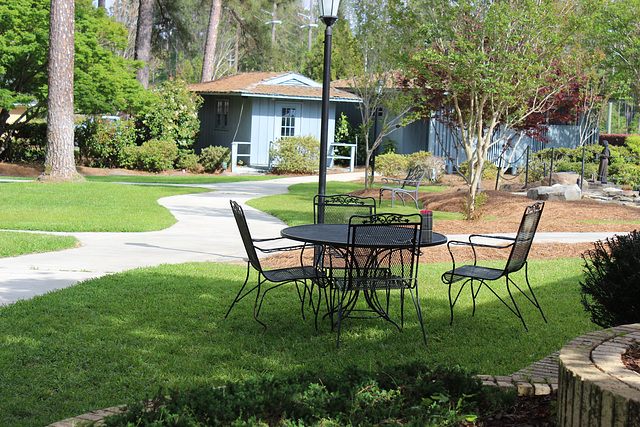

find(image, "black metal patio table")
[281,224,447,332]
[281,224,447,249]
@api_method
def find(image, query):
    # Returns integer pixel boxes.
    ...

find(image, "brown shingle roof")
[190,72,360,102]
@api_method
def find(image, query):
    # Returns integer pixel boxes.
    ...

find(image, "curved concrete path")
[0,172,627,306]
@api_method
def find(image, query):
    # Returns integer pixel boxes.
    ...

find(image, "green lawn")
[249,181,461,226]
[0,258,595,427]
[0,181,210,232]
[0,231,79,257]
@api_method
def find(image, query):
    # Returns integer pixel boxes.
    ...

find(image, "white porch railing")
[231,141,251,173]
[327,142,357,172]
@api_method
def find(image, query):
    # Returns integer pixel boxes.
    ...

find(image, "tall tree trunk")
[234,19,240,73]
[98,0,106,8]
[41,0,78,181]
[201,0,223,82]
[135,0,153,89]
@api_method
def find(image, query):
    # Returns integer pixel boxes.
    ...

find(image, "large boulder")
[526,183,582,201]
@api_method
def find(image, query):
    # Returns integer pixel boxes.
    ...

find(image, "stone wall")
[558,324,640,426]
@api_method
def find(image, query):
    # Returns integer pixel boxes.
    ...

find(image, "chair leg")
[253,277,267,329]
[225,262,258,319]
[448,278,469,326]
[408,288,427,346]
[523,263,547,323]
[470,279,484,317]
[336,289,345,348]
[505,277,528,332]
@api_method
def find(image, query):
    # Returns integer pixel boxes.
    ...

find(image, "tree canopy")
[0,0,146,139]
[398,0,584,216]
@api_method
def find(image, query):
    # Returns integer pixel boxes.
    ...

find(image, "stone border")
[478,351,560,396]
[558,323,640,426]
[47,405,125,427]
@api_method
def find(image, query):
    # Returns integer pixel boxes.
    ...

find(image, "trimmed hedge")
[270,136,320,174]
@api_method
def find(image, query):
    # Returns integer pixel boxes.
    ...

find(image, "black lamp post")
[317,0,340,223]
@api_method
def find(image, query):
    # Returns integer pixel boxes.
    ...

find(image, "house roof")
[189,72,361,103]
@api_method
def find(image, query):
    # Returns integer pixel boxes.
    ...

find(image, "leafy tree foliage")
[398,0,584,217]
[136,78,203,151]
[302,13,362,82]
[337,0,414,188]
[591,0,640,133]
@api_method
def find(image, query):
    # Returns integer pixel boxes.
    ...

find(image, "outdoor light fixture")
[317,0,340,223]
[318,0,340,24]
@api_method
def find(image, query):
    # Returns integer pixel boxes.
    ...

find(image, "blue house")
[190,72,360,169]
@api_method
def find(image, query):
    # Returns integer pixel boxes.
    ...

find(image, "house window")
[280,107,296,137]
[216,100,229,130]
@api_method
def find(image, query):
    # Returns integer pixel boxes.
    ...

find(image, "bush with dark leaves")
[580,231,640,327]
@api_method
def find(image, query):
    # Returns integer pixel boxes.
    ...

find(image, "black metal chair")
[312,194,378,326]
[226,200,326,329]
[378,165,427,209]
[441,201,547,331]
[330,213,426,347]
[314,194,377,224]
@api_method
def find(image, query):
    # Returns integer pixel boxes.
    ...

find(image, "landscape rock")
[527,172,582,188]
[526,184,582,201]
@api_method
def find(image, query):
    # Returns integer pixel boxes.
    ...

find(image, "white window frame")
[276,103,301,138]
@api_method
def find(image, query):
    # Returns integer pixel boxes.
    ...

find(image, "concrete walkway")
[0,172,627,306]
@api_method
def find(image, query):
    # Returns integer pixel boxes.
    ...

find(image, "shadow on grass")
[0,259,595,427]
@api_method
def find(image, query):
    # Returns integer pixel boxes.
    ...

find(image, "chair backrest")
[344,213,422,289]
[402,166,427,189]
[505,201,545,274]
[314,194,377,224]
[230,200,262,272]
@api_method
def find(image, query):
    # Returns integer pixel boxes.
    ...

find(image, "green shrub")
[122,139,179,172]
[75,118,136,168]
[270,135,320,174]
[580,231,640,327]
[136,78,203,151]
[625,134,640,156]
[458,160,497,182]
[609,162,640,188]
[176,151,202,172]
[0,122,47,163]
[104,361,513,426]
[408,151,446,181]
[333,113,361,166]
[555,160,598,178]
[200,145,231,172]
[381,138,398,154]
[376,152,408,177]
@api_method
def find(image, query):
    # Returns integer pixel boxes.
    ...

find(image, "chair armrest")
[381,177,405,186]
[468,234,515,249]
[254,237,307,253]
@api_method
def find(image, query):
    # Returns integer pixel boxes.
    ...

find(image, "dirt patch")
[266,180,639,268]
